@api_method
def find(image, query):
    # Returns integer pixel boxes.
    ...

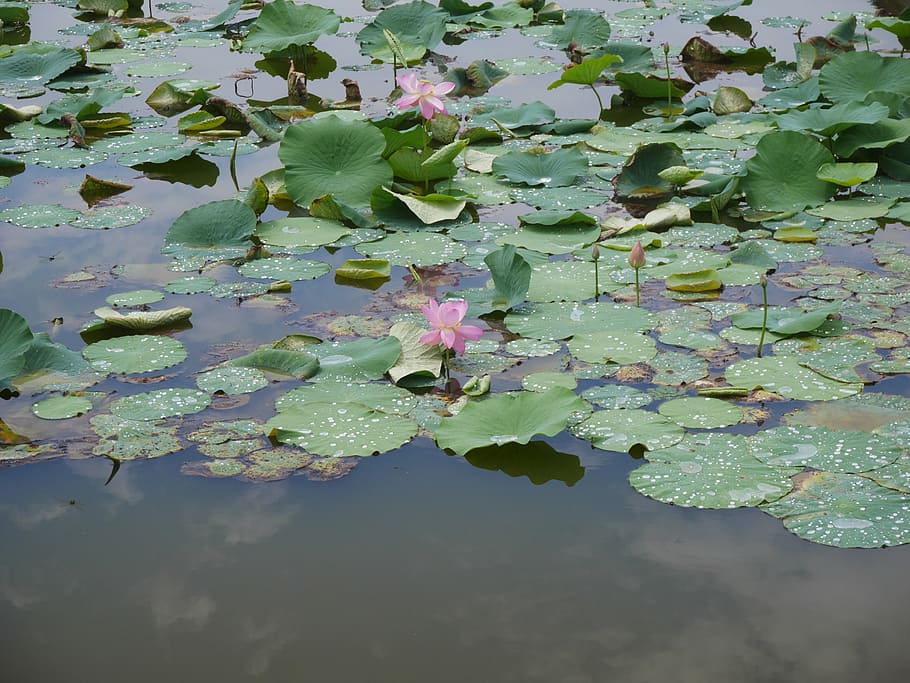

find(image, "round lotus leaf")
[238,257,331,281]
[275,381,417,415]
[658,396,744,429]
[71,205,151,230]
[182,458,248,478]
[511,185,609,211]
[647,350,708,386]
[658,329,725,351]
[762,471,910,548]
[198,438,263,459]
[571,409,684,453]
[819,51,910,104]
[94,131,186,155]
[356,231,468,266]
[105,289,165,307]
[0,204,81,228]
[32,395,93,420]
[110,387,211,421]
[495,56,562,75]
[581,385,651,410]
[244,447,318,481]
[279,116,392,207]
[505,301,656,341]
[242,0,340,53]
[503,338,561,357]
[254,217,351,248]
[725,356,863,401]
[163,277,218,295]
[163,199,256,253]
[208,281,272,298]
[83,335,187,374]
[434,387,587,455]
[499,223,600,255]
[187,420,264,444]
[492,147,589,188]
[91,413,182,459]
[196,366,268,395]
[21,147,109,169]
[528,261,622,302]
[309,337,401,383]
[749,425,903,473]
[630,433,796,509]
[267,402,418,457]
[569,330,657,365]
[520,371,577,392]
[126,62,190,77]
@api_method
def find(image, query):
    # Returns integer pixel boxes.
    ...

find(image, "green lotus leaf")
[91,414,182,460]
[472,101,556,131]
[816,162,878,187]
[468,3,533,29]
[93,306,192,331]
[276,381,418,415]
[548,53,623,89]
[163,200,256,256]
[355,231,467,266]
[463,440,585,487]
[238,257,331,281]
[494,57,561,76]
[164,276,217,295]
[0,308,33,394]
[105,290,164,307]
[761,471,910,548]
[665,269,723,292]
[145,79,220,116]
[383,189,466,225]
[630,433,794,509]
[750,425,903,473]
[483,244,531,311]
[72,205,151,230]
[774,101,890,138]
[807,198,894,221]
[32,395,93,420]
[435,387,587,455]
[279,116,392,207]
[499,222,600,255]
[614,73,688,100]
[242,0,340,53]
[492,147,589,187]
[819,51,910,104]
[0,45,82,97]
[613,142,685,200]
[83,335,187,374]
[657,396,744,429]
[549,9,611,49]
[725,356,863,401]
[357,1,448,60]
[732,301,840,335]
[568,331,657,365]
[110,388,211,421]
[581,385,651,410]
[194,366,268,396]
[309,337,401,382]
[0,204,81,228]
[833,118,910,158]
[254,217,351,248]
[741,132,836,212]
[506,301,656,341]
[229,349,319,379]
[386,322,442,384]
[37,86,130,125]
[571,408,684,453]
[268,402,418,456]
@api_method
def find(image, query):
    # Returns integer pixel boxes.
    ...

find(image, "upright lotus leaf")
[741,132,836,212]
[0,44,83,97]
[279,116,392,207]
[382,188,466,224]
[37,87,130,125]
[833,118,910,158]
[750,425,903,473]
[819,51,910,104]
[630,433,795,509]
[484,245,531,311]
[357,1,448,61]
[145,79,220,116]
[548,53,623,90]
[816,162,878,187]
[492,147,589,187]
[761,471,910,548]
[434,387,587,455]
[773,101,891,138]
[162,200,256,256]
[549,9,611,50]
[242,0,340,53]
[387,321,442,383]
[309,337,401,382]
[867,17,910,50]
[0,308,33,395]
[464,441,585,487]
[613,142,686,200]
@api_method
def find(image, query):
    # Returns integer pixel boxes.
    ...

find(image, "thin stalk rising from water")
[757,274,768,358]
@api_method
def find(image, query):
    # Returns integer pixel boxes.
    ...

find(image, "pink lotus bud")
[592,244,600,261]
[628,241,646,270]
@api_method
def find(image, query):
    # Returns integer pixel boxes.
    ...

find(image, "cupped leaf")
[492,147,588,187]
[163,200,256,254]
[548,53,623,89]
[0,308,33,394]
[241,0,340,53]
[741,132,836,212]
[93,306,192,331]
[435,388,587,455]
[613,142,685,200]
[309,337,401,382]
[357,1,448,61]
[229,349,319,379]
[279,116,392,207]
[819,51,910,104]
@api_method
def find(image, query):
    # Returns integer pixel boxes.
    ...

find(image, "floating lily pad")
[238,258,331,281]
[72,205,151,230]
[0,204,81,228]
[750,425,903,473]
[762,471,910,548]
[568,331,657,365]
[581,384,651,410]
[196,366,268,395]
[506,301,656,341]
[163,277,217,295]
[435,387,586,455]
[356,231,467,266]
[309,337,401,382]
[83,335,187,374]
[492,147,589,187]
[105,289,165,307]
[229,348,319,379]
[630,433,795,509]
[275,381,417,415]
[572,408,684,453]
[267,402,417,457]
[255,217,351,248]
[658,396,744,429]
[91,414,182,460]
[725,356,863,401]
[109,387,211,421]
[32,395,93,420]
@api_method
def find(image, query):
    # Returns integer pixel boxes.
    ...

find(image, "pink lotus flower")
[628,241,646,269]
[419,299,483,355]
[394,72,455,120]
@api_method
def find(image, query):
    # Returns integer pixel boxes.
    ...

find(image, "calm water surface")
[2,1,910,681]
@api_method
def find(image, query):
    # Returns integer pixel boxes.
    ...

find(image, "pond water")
[3,0,910,680]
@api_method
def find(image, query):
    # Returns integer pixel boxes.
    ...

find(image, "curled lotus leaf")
[93,306,192,331]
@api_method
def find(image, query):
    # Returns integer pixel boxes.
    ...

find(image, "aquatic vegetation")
[1,0,910,549]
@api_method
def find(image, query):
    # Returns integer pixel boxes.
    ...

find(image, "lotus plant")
[420,298,484,378]
[757,273,769,358]
[628,241,645,307]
